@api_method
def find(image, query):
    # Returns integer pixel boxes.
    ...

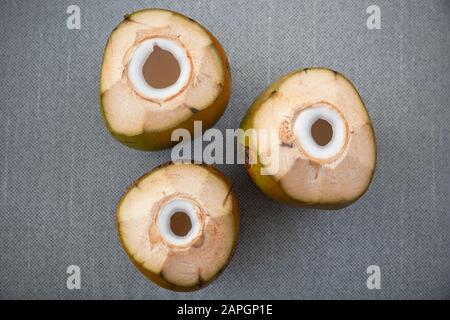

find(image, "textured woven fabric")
[0,0,449,299]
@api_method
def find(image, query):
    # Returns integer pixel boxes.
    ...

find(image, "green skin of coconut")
[116,162,240,291]
[99,9,232,151]
[240,67,377,209]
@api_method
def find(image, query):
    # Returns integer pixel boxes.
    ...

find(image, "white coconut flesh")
[117,163,238,288]
[127,38,191,101]
[248,68,376,204]
[100,9,226,136]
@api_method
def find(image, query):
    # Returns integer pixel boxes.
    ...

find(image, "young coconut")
[116,162,239,291]
[240,68,376,209]
[100,9,231,150]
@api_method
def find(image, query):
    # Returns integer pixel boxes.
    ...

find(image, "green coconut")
[240,67,376,209]
[100,9,231,150]
[116,162,239,291]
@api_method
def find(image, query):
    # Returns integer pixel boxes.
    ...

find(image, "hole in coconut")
[170,211,192,237]
[142,45,181,89]
[311,118,333,146]
[156,198,202,246]
[128,38,191,101]
[293,103,347,160]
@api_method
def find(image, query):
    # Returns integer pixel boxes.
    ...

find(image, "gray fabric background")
[0,0,449,300]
